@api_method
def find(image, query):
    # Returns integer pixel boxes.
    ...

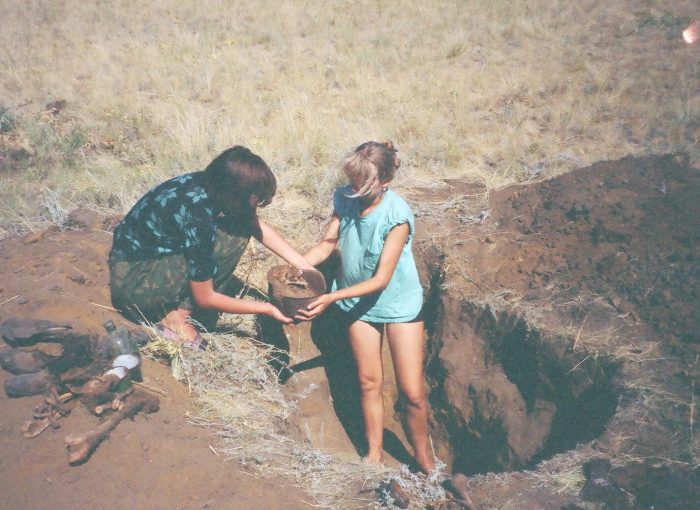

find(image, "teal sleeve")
[381,197,414,241]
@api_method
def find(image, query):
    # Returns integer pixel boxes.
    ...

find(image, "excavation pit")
[423,297,622,475]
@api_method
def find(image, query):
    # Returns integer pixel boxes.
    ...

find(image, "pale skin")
[298,179,435,474]
[163,214,315,340]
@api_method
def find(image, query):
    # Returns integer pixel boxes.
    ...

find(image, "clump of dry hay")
[147,313,447,509]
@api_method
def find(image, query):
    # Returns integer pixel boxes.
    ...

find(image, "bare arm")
[330,222,408,300]
[186,218,323,324]
[297,223,410,320]
[189,279,292,324]
[256,218,315,270]
[304,215,340,266]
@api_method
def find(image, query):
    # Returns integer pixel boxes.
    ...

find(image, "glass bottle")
[103,320,143,387]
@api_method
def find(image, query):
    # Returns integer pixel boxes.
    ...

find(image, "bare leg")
[348,320,384,463]
[386,321,435,474]
[162,308,199,342]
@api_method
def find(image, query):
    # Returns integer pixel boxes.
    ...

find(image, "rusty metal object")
[0,318,159,464]
[443,473,483,510]
[266,265,326,318]
[387,479,410,509]
[64,389,160,465]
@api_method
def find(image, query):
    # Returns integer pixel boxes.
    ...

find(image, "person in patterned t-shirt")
[109,146,315,347]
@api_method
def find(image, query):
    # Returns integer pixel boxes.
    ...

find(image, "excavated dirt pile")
[501,154,698,345]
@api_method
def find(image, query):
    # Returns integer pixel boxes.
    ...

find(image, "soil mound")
[410,154,698,501]
[500,154,699,345]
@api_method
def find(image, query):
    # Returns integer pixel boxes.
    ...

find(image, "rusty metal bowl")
[266,265,327,319]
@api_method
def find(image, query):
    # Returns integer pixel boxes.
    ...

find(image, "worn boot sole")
[0,348,47,374]
[0,318,72,346]
[4,369,55,398]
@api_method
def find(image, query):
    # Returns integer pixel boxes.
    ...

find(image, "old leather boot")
[0,348,48,374]
[0,318,72,346]
[4,369,55,397]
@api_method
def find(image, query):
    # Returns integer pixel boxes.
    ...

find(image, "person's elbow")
[373,273,392,291]
[190,283,218,309]
[305,241,335,266]
[318,247,335,264]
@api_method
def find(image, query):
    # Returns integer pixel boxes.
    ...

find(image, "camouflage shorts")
[109,227,249,326]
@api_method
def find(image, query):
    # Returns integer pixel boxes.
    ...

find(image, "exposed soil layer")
[422,298,621,474]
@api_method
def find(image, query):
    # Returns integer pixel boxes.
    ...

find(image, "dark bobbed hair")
[203,146,277,208]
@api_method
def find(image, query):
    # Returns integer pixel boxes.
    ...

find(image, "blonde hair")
[341,140,401,197]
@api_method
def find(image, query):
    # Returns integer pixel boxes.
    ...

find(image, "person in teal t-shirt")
[298,140,435,474]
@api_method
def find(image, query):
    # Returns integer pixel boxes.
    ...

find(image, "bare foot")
[415,453,436,475]
[162,308,199,343]
[445,473,482,510]
[362,453,385,466]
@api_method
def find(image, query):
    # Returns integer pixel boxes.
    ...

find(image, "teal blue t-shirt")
[331,185,423,322]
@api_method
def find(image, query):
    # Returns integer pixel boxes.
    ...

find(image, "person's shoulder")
[171,171,203,188]
[379,190,415,237]
[166,173,214,221]
[149,173,199,200]
[163,172,206,198]
[386,189,413,216]
[158,172,190,184]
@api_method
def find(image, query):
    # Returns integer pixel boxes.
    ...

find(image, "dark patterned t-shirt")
[109,172,222,281]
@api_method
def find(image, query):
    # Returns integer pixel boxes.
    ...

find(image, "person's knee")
[402,388,427,411]
[358,372,382,395]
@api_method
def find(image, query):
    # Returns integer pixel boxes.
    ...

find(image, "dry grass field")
[0,0,697,242]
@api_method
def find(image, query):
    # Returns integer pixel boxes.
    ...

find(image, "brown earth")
[442,153,699,347]
[0,221,312,510]
[0,154,698,509]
